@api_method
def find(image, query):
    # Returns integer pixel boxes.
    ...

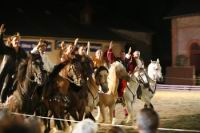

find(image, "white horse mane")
[109,61,124,73]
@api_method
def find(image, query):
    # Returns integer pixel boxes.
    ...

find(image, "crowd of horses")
[0,53,163,132]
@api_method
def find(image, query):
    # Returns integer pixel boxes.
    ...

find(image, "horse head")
[95,66,109,93]
[148,59,163,82]
[66,59,86,86]
[27,54,46,86]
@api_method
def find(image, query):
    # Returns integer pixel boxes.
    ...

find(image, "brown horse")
[42,59,86,131]
[4,54,46,114]
[85,66,109,120]
[96,61,130,124]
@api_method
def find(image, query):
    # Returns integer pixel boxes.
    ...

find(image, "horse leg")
[65,113,71,126]
[77,106,86,121]
[125,100,132,124]
[99,105,106,123]
[69,109,79,121]
[85,112,95,121]
[110,105,116,124]
[54,114,62,130]
[61,113,66,130]
[44,111,52,133]
[52,105,63,130]
[95,106,101,121]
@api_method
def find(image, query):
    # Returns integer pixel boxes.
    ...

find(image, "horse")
[4,54,46,113]
[41,59,86,131]
[96,61,130,124]
[124,59,163,124]
[85,66,109,120]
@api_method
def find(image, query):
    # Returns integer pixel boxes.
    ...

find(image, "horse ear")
[157,58,160,63]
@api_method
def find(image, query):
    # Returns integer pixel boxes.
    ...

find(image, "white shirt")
[31,47,55,72]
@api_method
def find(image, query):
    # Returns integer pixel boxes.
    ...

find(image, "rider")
[59,41,66,58]
[31,39,55,73]
[77,41,94,80]
[60,38,79,63]
[92,49,106,69]
[133,50,145,82]
[106,41,116,68]
[0,24,27,102]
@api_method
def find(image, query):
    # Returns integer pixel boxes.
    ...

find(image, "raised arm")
[125,47,132,59]
[31,39,42,54]
[107,41,115,64]
[86,41,90,55]
[74,38,79,47]
[0,24,16,55]
[0,24,6,46]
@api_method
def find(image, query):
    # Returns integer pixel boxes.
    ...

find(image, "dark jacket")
[0,33,27,102]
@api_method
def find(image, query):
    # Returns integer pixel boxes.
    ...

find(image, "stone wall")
[172,15,200,66]
[165,66,196,85]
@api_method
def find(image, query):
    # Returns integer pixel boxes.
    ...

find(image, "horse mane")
[109,61,124,74]
[16,59,28,82]
[17,53,42,82]
[95,66,108,79]
[48,60,70,80]
[107,61,123,94]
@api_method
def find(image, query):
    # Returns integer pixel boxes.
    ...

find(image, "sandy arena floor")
[92,89,200,133]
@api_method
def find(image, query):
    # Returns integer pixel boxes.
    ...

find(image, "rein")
[62,75,77,84]
[26,75,36,82]
[126,83,135,99]
[88,87,98,105]
[26,58,36,83]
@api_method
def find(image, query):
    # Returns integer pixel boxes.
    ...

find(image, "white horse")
[96,61,130,124]
[124,59,163,124]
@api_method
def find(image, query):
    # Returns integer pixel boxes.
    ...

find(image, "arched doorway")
[190,43,200,74]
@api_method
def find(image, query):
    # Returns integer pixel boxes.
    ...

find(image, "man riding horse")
[0,24,27,102]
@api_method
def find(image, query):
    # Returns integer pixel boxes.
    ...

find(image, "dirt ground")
[2,89,199,133]
[93,89,200,133]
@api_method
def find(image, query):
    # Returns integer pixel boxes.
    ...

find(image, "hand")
[36,39,43,48]
[87,41,90,49]
[16,32,20,36]
[87,41,90,55]
[60,41,65,49]
[74,38,79,46]
[128,47,132,54]
[0,24,6,33]
[109,41,113,49]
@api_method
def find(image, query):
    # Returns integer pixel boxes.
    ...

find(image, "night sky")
[0,0,195,73]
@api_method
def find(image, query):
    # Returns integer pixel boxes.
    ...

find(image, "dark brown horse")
[41,58,87,131]
[5,54,46,114]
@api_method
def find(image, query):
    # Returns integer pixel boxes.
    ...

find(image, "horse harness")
[126,78,156,100]
[88,86,99,106]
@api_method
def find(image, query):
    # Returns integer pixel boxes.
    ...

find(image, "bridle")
[26,58,43,84]
[63,62,83,86]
